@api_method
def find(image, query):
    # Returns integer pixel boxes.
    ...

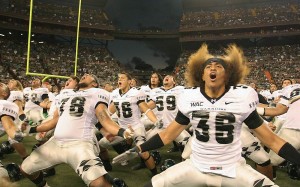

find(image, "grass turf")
[1,135,300,187]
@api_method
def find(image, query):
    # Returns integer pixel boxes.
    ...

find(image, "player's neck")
[120,86,130,94]
[163,85,173,90]
[151,84,158,89]
[204,86,225,98]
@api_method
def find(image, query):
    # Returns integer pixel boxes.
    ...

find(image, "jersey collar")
[200,87,230,104]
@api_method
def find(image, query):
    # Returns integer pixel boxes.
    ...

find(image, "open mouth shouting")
[210,72,217,81]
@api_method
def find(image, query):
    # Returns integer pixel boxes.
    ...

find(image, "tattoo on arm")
[97,110,110,123]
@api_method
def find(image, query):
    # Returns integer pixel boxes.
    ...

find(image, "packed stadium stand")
[0,0,299,89]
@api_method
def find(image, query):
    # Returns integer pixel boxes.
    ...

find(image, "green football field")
[1,135,300,187]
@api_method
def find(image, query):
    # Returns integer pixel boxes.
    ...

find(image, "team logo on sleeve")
[249,101,258,109]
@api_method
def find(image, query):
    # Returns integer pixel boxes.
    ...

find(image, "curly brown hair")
[185,44,249,89]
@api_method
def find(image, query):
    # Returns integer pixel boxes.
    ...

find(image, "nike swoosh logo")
[225,102,234,105]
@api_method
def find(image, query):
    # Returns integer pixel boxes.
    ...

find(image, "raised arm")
[257,103,288,117]
[96,103,132,139]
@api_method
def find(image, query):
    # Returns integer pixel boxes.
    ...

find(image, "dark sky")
[105,0,182,30]
[104,0,183,70]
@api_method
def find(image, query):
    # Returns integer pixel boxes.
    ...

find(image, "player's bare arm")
[96,103,133,139]
[156,120,186,146]
[1,115,20,140]
[22,109,59,134]
[253,122,286,153]
[13,99,25,116]
[253,121,300,165]
[257,103,288,117]
[139,101,157,123]
[39,99,52,109]
[108,102,116,115]
[146,100,156,110]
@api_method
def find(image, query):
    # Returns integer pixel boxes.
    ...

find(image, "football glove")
[112,147,139,165]
[154,119,164,129]
[123,127,134,139]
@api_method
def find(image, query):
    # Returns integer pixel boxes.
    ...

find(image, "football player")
[6,79,29,160]
[113,44,300,187]
[107,72,159,176]
[270,79,292,134]
[20,74,132,187]
[140,72,163,129]
[0,82,24,182]
[257,83,300,180]
[147,75,190,152]
[23,78,49,125]
[130,78,138,88]
[32,76,80,143]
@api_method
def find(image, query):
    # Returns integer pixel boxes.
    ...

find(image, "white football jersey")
[140,85,151,102]
[177,85,260,178]
[140,85,159,117]
[110,87,146,130]
[23,87,49,111]
[7,91,24,103]
[259,89,271,101]
[54,88,110,141]
[0,100,19,131]
[150,86,184,127]
[48,89,75,117]
[279,84,300,130]
[271,90,282,100]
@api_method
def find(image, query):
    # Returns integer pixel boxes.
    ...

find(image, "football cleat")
[5,163,22,181]
[160,159,176,172]
[1,141,14,154]
[150,150,161,166]
[287,161,300,180]
[113,178,128,187]
[112,149,138,165]
[42,168,56,177]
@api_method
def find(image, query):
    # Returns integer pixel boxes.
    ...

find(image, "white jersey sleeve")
[7,91,24,103]
[140,85,152,102]
[280,84,300,106]
[23,87,32,102]
[0,100,19,120]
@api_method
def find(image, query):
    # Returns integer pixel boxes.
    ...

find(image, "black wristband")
[29,126,38,133]
[140,134,164,152]
[278,142,300,165]
[19,114,26,121]
[117,128,125,137]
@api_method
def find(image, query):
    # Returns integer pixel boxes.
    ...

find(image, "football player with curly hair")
[115,44,300,187]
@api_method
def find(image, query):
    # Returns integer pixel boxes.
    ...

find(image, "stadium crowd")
[0,37,121,89]
[0,0,113,29]
[180,1,300,30]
